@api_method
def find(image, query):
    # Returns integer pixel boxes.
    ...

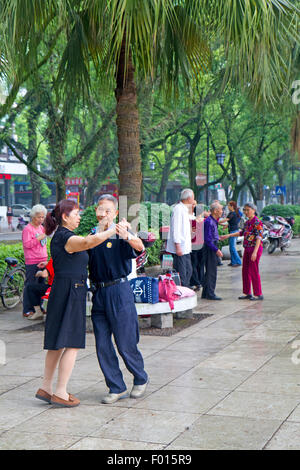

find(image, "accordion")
[129,277,159,304]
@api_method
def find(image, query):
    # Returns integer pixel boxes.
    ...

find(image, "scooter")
[267,216,293,254]
[262,223,270,249]
[17,215,29,231]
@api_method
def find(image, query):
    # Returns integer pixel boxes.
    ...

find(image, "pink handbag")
[158,274,181,310]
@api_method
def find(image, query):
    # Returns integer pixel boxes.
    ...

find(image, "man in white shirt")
[166,188,194,287]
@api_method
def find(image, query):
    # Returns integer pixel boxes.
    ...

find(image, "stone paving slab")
[0,240,300,450]
[166,415,283,450]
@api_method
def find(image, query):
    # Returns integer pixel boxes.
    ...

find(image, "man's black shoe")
[250,295,264,301]
[206,296,222,301]
[238,295,254,300]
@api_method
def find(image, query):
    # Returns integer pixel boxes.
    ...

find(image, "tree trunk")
[85,180,98,207]
[247,183,257,204]
[30,170,41,206]
[56,175,66,202]
[115,37,142,209]
[188,146,197,196]
[27,102,41,205]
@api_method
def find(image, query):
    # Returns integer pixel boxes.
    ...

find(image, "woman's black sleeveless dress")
[44,226,88,350]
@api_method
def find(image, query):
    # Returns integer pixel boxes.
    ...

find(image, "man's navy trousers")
[91,280,148,394]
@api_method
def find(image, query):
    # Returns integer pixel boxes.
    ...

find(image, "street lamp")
[216,153,226,166]
[206,134,210,206]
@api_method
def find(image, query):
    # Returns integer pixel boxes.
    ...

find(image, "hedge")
[293,216,300,235]
[261,204,297,218]
[0,243,25,279]
[75,205,98,236]
[285,205,300,216]
[0,241,51,279]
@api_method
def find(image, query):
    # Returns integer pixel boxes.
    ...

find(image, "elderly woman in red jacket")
[221,202,264,301]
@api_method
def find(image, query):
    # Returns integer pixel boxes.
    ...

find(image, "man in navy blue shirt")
[201,202,224,300]
[88,195,148,404]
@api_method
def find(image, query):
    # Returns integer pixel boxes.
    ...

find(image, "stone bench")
[43,292,198,330]
[86,294,198,329]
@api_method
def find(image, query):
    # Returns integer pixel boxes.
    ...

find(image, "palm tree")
[1,0,299,206]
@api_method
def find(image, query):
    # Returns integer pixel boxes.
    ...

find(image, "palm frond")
[201,0,300,106]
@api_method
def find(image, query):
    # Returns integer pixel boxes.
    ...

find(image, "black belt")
[54,274,87,281]
[94,277,128,289]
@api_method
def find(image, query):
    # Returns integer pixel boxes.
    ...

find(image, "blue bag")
[130,277,159,304]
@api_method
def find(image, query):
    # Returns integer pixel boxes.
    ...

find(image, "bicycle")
[0,257,26,309]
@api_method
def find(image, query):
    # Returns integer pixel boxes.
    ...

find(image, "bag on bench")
[158,274,181,310]
[130,277,159,304]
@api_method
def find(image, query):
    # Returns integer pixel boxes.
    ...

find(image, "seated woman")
[23,258,54,320]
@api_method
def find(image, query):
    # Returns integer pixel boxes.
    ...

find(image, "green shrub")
[292,215,300,235]
[145,239,163,266]
[0,240,51,279]
[218,224,229,248]
[261,204,294,218]
[0,243,25,279]
[284,205,300,216]
[75,205,98,235]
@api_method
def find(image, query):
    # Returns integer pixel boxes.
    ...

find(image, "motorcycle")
[17,215,29,231]
[262,222,271,249]
[267,216,293,254]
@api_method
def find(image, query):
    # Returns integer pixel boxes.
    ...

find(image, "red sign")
[66,192,80,204]
[0,174,11,180]
[65,177,87,185]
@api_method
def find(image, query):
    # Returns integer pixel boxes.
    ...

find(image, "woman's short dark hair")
[45,200,78,235]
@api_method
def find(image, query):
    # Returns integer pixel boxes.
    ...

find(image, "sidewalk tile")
[92,408,200,445]
[207,390,300,421]
[167,415,282,450]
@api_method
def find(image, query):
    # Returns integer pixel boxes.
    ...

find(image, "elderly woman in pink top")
[22,204,48,317]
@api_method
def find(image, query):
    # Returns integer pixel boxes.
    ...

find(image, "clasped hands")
[115,218,132,240]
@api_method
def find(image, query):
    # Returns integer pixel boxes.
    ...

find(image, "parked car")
[11,204,31,217]
[46,203,56,213]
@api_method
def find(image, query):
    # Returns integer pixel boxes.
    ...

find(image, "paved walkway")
[0,218,22,242]
[0,241,300,450]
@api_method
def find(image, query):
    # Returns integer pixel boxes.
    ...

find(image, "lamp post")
[215,153,226,199]
[292,164,295,205]
[216,153,226,166]
[206,134,209,206]
[206,145,226,205]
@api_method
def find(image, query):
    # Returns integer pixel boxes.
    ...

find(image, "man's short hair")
[180,188,194,201]
[97,194,118,208]
[210,201,222,213]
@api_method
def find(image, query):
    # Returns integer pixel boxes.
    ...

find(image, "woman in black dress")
[35,199,117,407]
